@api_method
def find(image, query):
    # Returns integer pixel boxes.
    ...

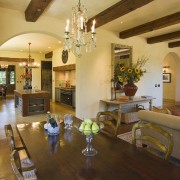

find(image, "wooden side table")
[100,97,155,124]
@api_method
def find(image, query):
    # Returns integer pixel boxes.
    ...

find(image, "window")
[0,70,6,84]
[10,71,15,84]
[0,65,15,85]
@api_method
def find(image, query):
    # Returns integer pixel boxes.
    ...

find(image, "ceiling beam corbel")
[86,0,154,32]
[25,0,53,22]
[147,31,180,44]
[168,41,180,48]
[119,12,180,39]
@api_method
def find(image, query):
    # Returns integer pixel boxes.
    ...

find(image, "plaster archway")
[163,52,180,103]
[0,32,63,53]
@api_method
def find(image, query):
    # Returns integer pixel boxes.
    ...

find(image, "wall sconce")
[163,66,170,73]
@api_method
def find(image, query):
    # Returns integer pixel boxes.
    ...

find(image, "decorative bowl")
[44,123,60,135]
[78,120,104,156]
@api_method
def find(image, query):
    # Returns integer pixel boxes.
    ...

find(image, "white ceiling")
[0,0,179,53]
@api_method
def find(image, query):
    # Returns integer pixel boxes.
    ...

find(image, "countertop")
[14,89,50,95]
[55,87,75,91]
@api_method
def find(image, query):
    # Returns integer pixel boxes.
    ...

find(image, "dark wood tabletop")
[16,118,180,180]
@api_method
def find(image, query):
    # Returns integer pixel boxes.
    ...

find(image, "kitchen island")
[14,89,50,117]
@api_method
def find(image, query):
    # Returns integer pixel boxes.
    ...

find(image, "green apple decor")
[79,119,100,135]
[78,119,103,156]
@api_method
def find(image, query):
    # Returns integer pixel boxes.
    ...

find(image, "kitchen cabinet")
[72,90,76,108]
[55,88,61,102]
[55,87,75,108]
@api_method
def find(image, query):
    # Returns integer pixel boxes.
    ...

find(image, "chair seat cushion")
[22,169,38,180]
[21,157,34,168]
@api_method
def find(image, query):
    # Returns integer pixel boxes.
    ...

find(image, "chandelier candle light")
[19,43,40,68]
[64,0,96,57]
[0,64,8,69]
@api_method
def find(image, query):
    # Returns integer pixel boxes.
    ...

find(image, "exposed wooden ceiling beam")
[0,57,32,62]
[25,0,53,22]
[147,31,180,44]
[119,12,180,39]
[45,51,53,59]
[87,0,154,32]
[168,41,180,48]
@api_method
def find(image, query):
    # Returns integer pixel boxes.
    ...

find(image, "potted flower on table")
[114,56,148,100]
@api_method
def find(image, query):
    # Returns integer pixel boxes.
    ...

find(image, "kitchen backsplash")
[55,70,76,87]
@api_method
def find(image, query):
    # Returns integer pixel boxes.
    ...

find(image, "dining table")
[16,117,180,180]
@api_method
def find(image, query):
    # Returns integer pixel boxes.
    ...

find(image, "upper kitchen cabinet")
[53,64,75,71]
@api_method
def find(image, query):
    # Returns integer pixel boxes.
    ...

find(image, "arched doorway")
[163,52,180,105]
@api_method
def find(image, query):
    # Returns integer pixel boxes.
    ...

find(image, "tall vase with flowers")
[114,56,148,100]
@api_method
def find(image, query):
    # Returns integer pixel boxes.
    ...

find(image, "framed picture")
[163,73,171,83]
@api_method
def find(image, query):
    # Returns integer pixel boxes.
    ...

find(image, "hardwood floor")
[0,95,76,179]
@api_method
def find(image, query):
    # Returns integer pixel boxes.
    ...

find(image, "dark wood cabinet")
[55,87,75,108]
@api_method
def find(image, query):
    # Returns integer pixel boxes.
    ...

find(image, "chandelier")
[64,0,96,57]
[0,64,8,69]
[19,43,40,68]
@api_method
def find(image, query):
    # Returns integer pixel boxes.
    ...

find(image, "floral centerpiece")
[114,56,148,84]
[114,56,148,99]
[20,72,32,79]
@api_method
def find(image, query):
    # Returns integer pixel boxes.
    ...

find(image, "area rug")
[117,131,133,144]
[117,129,141,146]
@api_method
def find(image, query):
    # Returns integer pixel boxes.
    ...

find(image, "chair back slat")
[132,121,174,160]
[4,124,16,152]
[96,111,120,137]
[4,124,14,137]
[10,150,24,180]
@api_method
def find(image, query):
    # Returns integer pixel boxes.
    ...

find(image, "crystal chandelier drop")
[19,43,40,68]
[64,0,96,58]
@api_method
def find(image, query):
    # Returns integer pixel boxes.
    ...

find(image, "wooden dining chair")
[0,85,7,99]
[4,124,35,169]
[4,124,25,151]
[132,121,174,160]
[96,111,120,137]
[11,150,38,180]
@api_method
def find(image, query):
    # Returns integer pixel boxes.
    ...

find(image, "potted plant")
[114,56,148,100]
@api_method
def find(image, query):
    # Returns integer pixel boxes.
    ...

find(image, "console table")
[100,97,155,124]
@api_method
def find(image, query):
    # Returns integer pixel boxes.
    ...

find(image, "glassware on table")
[67,114,73,129]
[82,133,97,156]
[64,114,68,129]
[64,114,73,129]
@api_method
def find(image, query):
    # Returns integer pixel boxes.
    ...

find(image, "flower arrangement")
[20,73,32,79]
[114,56,148,84]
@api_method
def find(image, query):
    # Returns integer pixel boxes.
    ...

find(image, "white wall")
[76,29,180,119]
[163,53,176,100]
[0,50,45,90]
